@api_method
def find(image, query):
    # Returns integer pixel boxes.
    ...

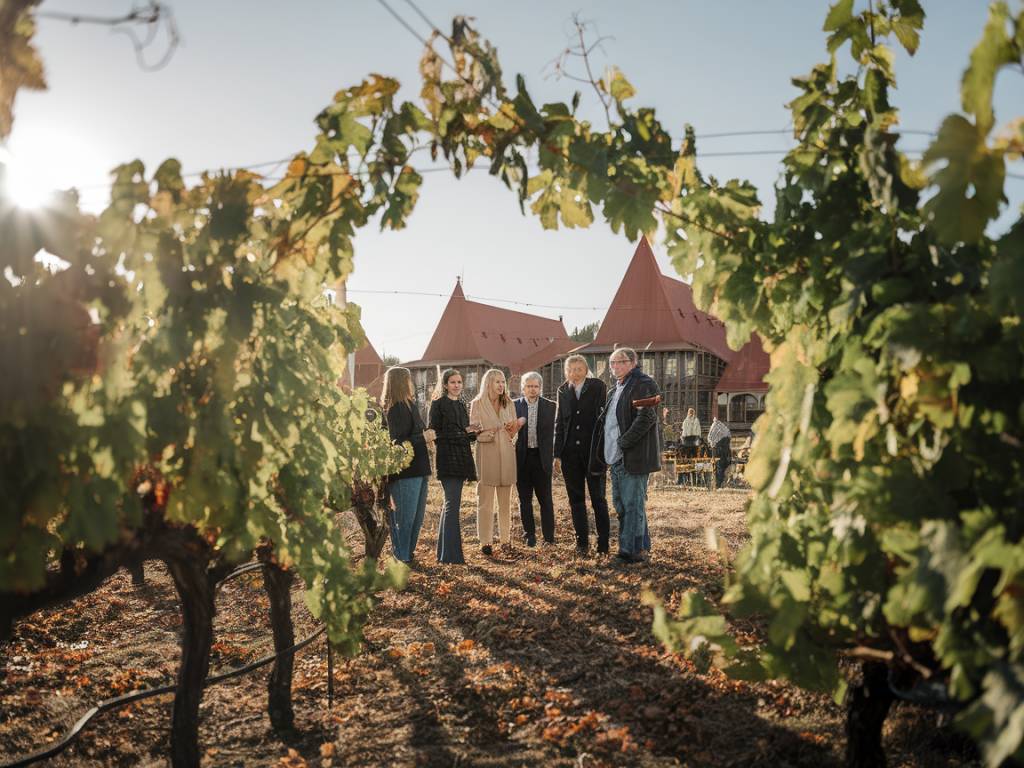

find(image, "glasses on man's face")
[609,358,630,366]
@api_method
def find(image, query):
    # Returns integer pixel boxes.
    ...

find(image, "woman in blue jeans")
[428,369,479,564]
[382,366,434,564]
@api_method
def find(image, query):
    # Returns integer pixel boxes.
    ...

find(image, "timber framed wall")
[543,348,728,432]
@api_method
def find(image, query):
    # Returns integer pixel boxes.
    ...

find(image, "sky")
[8,0,1023,362]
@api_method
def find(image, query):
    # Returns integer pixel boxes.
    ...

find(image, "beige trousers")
[477,484,513,546]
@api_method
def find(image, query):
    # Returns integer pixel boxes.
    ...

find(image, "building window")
[466,371,478,390]
[684,352,695,377]
[730,393,762,423]
[642,356,654,376]
[665,355,678,378]
[596,359,607,378]
[698,390,711,425]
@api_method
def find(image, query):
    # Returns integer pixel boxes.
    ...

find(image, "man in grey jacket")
[590,347,661,563]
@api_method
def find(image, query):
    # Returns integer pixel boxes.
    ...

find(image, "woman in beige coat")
[469,369,523,556]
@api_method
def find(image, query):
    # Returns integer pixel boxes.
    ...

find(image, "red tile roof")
[407,280,575,375]
[582,237,734,361]
[353,339,385,399]
[715,334,770,394]
[337,338,386,400]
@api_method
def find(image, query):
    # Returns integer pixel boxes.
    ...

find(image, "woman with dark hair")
[428,369,479,565]
[381,366,434,564]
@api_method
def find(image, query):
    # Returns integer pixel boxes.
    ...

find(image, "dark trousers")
[561,449,610,552]
[714,437,732,487]
[436,477,465,564]
[517,448,554,544]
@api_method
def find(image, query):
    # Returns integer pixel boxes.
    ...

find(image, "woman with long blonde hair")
[469,369,521,556]
[381,366,434,564]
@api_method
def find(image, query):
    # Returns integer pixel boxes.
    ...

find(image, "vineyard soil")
[0,485,975,767]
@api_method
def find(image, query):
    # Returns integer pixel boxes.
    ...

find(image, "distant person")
[382,366,435,564]
[428,368,480,565]
[591,347,661,564]
[676,406,703,485]
[737,428,755,461]
[553,354,609,555]
[707,415,732,489]
[514,371,556,547]
[680,407,701,448]
[469,369,519,556]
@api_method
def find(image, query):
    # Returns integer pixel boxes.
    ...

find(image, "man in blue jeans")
[589,347,661,563]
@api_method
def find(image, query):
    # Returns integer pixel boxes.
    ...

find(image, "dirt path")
[0,486,975,767]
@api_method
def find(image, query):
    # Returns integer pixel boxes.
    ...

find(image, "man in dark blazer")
[514,371,557,546]
[590,347,661,563]
[553,354,610,554]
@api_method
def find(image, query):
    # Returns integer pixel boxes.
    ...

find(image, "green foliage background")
[2,1,1023,761]
[404,3,1022,762]
[1,30,421,650]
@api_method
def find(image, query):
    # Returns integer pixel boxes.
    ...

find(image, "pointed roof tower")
[353,338,385,387]
[409,279,575,376]
[420,278,481,363]
[587,237,733,361]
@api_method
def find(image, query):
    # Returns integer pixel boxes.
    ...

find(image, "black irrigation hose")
[887,669,961,712]
[214,561,266,594]
[1,573,329,768]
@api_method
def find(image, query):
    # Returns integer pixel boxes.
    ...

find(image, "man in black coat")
[553,354,610,554]
[590,347,661,563]
[514,371,557,546]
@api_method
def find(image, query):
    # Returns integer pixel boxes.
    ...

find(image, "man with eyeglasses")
[590,347,661,563]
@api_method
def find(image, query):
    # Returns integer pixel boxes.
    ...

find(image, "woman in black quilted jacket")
[428,369,479,564]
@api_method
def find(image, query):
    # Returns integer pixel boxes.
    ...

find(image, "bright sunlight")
[1,123,111,211]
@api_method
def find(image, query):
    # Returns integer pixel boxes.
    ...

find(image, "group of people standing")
[378,347,662,567]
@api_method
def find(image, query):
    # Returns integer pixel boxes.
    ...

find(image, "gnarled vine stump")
[159,531,218,768]
[846,661,895,768]
[261,558,296,731]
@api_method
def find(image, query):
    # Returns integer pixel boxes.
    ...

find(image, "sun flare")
[1,149,56,210]
[1,123,112,212]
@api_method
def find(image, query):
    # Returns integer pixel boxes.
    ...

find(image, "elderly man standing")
[591,347,661,563]
[514,372,557,546]
[553,354,609,555]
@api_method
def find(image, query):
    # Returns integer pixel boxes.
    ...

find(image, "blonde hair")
[563,354,588,378]
[381,366,414,411]
[474,368,510,410]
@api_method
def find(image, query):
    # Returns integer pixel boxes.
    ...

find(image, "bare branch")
[39,1,181,72]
